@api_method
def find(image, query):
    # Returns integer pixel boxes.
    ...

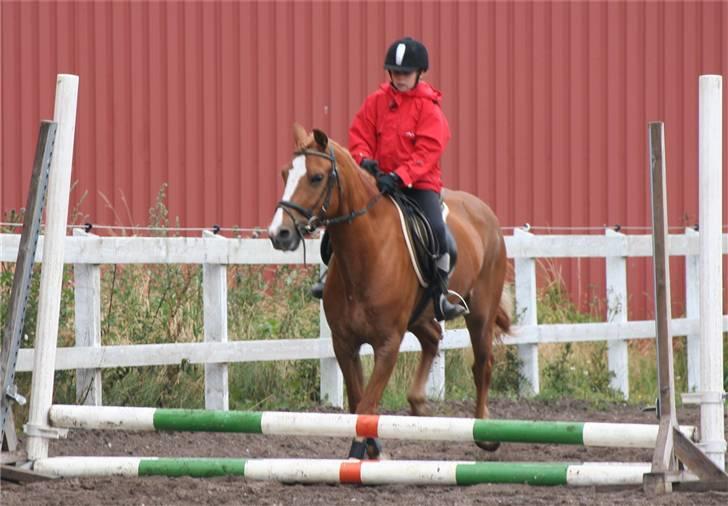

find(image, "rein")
[276,147,383,237]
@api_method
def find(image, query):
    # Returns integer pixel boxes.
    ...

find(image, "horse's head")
[268,124,339,251]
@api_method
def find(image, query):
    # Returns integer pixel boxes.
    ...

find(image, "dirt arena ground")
[2,398,726,505]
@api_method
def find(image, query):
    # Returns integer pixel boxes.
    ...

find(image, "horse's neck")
[326,156,397,279]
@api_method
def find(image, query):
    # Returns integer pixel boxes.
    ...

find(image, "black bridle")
[276,147,382,237]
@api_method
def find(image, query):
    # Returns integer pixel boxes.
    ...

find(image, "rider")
[312,36,466,321]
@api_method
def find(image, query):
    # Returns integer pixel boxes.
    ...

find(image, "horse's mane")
[328,139,378,193]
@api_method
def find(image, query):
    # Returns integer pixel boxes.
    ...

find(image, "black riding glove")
[376,172,402,195]
[360,158,380,175]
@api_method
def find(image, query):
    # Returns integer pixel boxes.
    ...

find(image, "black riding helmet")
[384,37,429,73]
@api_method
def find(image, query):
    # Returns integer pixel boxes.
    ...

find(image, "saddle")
[319,191,457,288]
[389,192,457,289]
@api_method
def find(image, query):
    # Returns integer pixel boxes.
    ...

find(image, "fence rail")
[2,230,727,407]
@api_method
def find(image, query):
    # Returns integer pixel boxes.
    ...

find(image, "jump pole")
[48,404,695,449]
[33,457,652,486]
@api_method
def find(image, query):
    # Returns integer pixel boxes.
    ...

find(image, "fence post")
[426,321,446,400]
[684,227,700,393]
[605,228,629,399]
[514,228,539,395]
[73,228,102,406]
[202,230,228,410]
[319,263,344,407]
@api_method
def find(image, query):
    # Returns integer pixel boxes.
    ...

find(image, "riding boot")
[435,253,468,321]
[310,270,326,299]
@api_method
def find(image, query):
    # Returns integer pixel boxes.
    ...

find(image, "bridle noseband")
[276,147,382,237]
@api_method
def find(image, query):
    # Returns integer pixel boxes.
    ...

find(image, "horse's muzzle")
[269,227,300,251]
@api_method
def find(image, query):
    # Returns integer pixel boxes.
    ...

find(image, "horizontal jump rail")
[33,457,653,486]
[49,405,696,449]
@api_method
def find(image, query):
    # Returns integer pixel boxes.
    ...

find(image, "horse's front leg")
[347,336,401,459]
[332,338,364,415]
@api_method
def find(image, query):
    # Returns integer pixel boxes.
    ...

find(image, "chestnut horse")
[268,124,510,458]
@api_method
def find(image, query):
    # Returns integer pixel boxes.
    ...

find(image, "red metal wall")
[2,1,727,318]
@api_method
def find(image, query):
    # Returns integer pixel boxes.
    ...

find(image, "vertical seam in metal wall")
[215,0,222,226]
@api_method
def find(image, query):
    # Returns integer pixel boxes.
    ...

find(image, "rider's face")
[390,70,418,92]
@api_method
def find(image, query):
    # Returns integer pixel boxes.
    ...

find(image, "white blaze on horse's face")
[268,154,307,237]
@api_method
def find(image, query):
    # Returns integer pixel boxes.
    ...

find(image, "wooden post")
[25,75,79,461]
[684,227,700,393]
[645,122,678,494]
[319,264,344,408]
[202,230,229,411]
[605,228,629,399]
[73,229,102,406]
[514,228,539,394]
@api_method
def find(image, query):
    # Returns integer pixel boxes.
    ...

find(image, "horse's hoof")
[348,439,368,459]
[475,440,501,452]
[365,437,383,459]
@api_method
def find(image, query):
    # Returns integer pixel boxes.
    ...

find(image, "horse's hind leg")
[407,319,443,416]
[465,302,501,452]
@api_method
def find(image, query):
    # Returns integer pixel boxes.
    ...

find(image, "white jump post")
[73,228,102,406]
[514,227,539,394]
[25,74,79,461]
[202,230,229,411]
[605,228,629,399]
[697,74,725,470]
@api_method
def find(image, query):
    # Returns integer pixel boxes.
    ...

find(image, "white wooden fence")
[3,229,726,408]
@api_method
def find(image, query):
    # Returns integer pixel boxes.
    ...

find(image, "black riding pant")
[402,188,447,257]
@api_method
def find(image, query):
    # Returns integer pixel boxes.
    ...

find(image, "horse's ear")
[312,129,328,151]
[293,123,309,149]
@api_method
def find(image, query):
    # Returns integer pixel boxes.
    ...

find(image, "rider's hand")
[360,158,380,175]
[376,172,401,195]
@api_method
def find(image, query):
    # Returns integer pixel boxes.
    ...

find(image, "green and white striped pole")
[49,405,695,449]
[34,457,652,486]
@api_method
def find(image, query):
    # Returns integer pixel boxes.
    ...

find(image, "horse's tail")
[495,285,513,337]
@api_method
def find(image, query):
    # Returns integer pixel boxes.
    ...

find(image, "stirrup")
[310,269,327,299]
[436,292,469,321]
[310,281,325,299]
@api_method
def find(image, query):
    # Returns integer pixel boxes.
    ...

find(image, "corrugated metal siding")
[1,1,726,317]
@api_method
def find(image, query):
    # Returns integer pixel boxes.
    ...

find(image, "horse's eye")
[310,174,324,184]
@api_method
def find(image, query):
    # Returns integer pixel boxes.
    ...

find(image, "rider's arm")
[348,96,378,165]
[393,102,450,187]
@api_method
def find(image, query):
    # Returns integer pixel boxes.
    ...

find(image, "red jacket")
[348,81,450,192]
